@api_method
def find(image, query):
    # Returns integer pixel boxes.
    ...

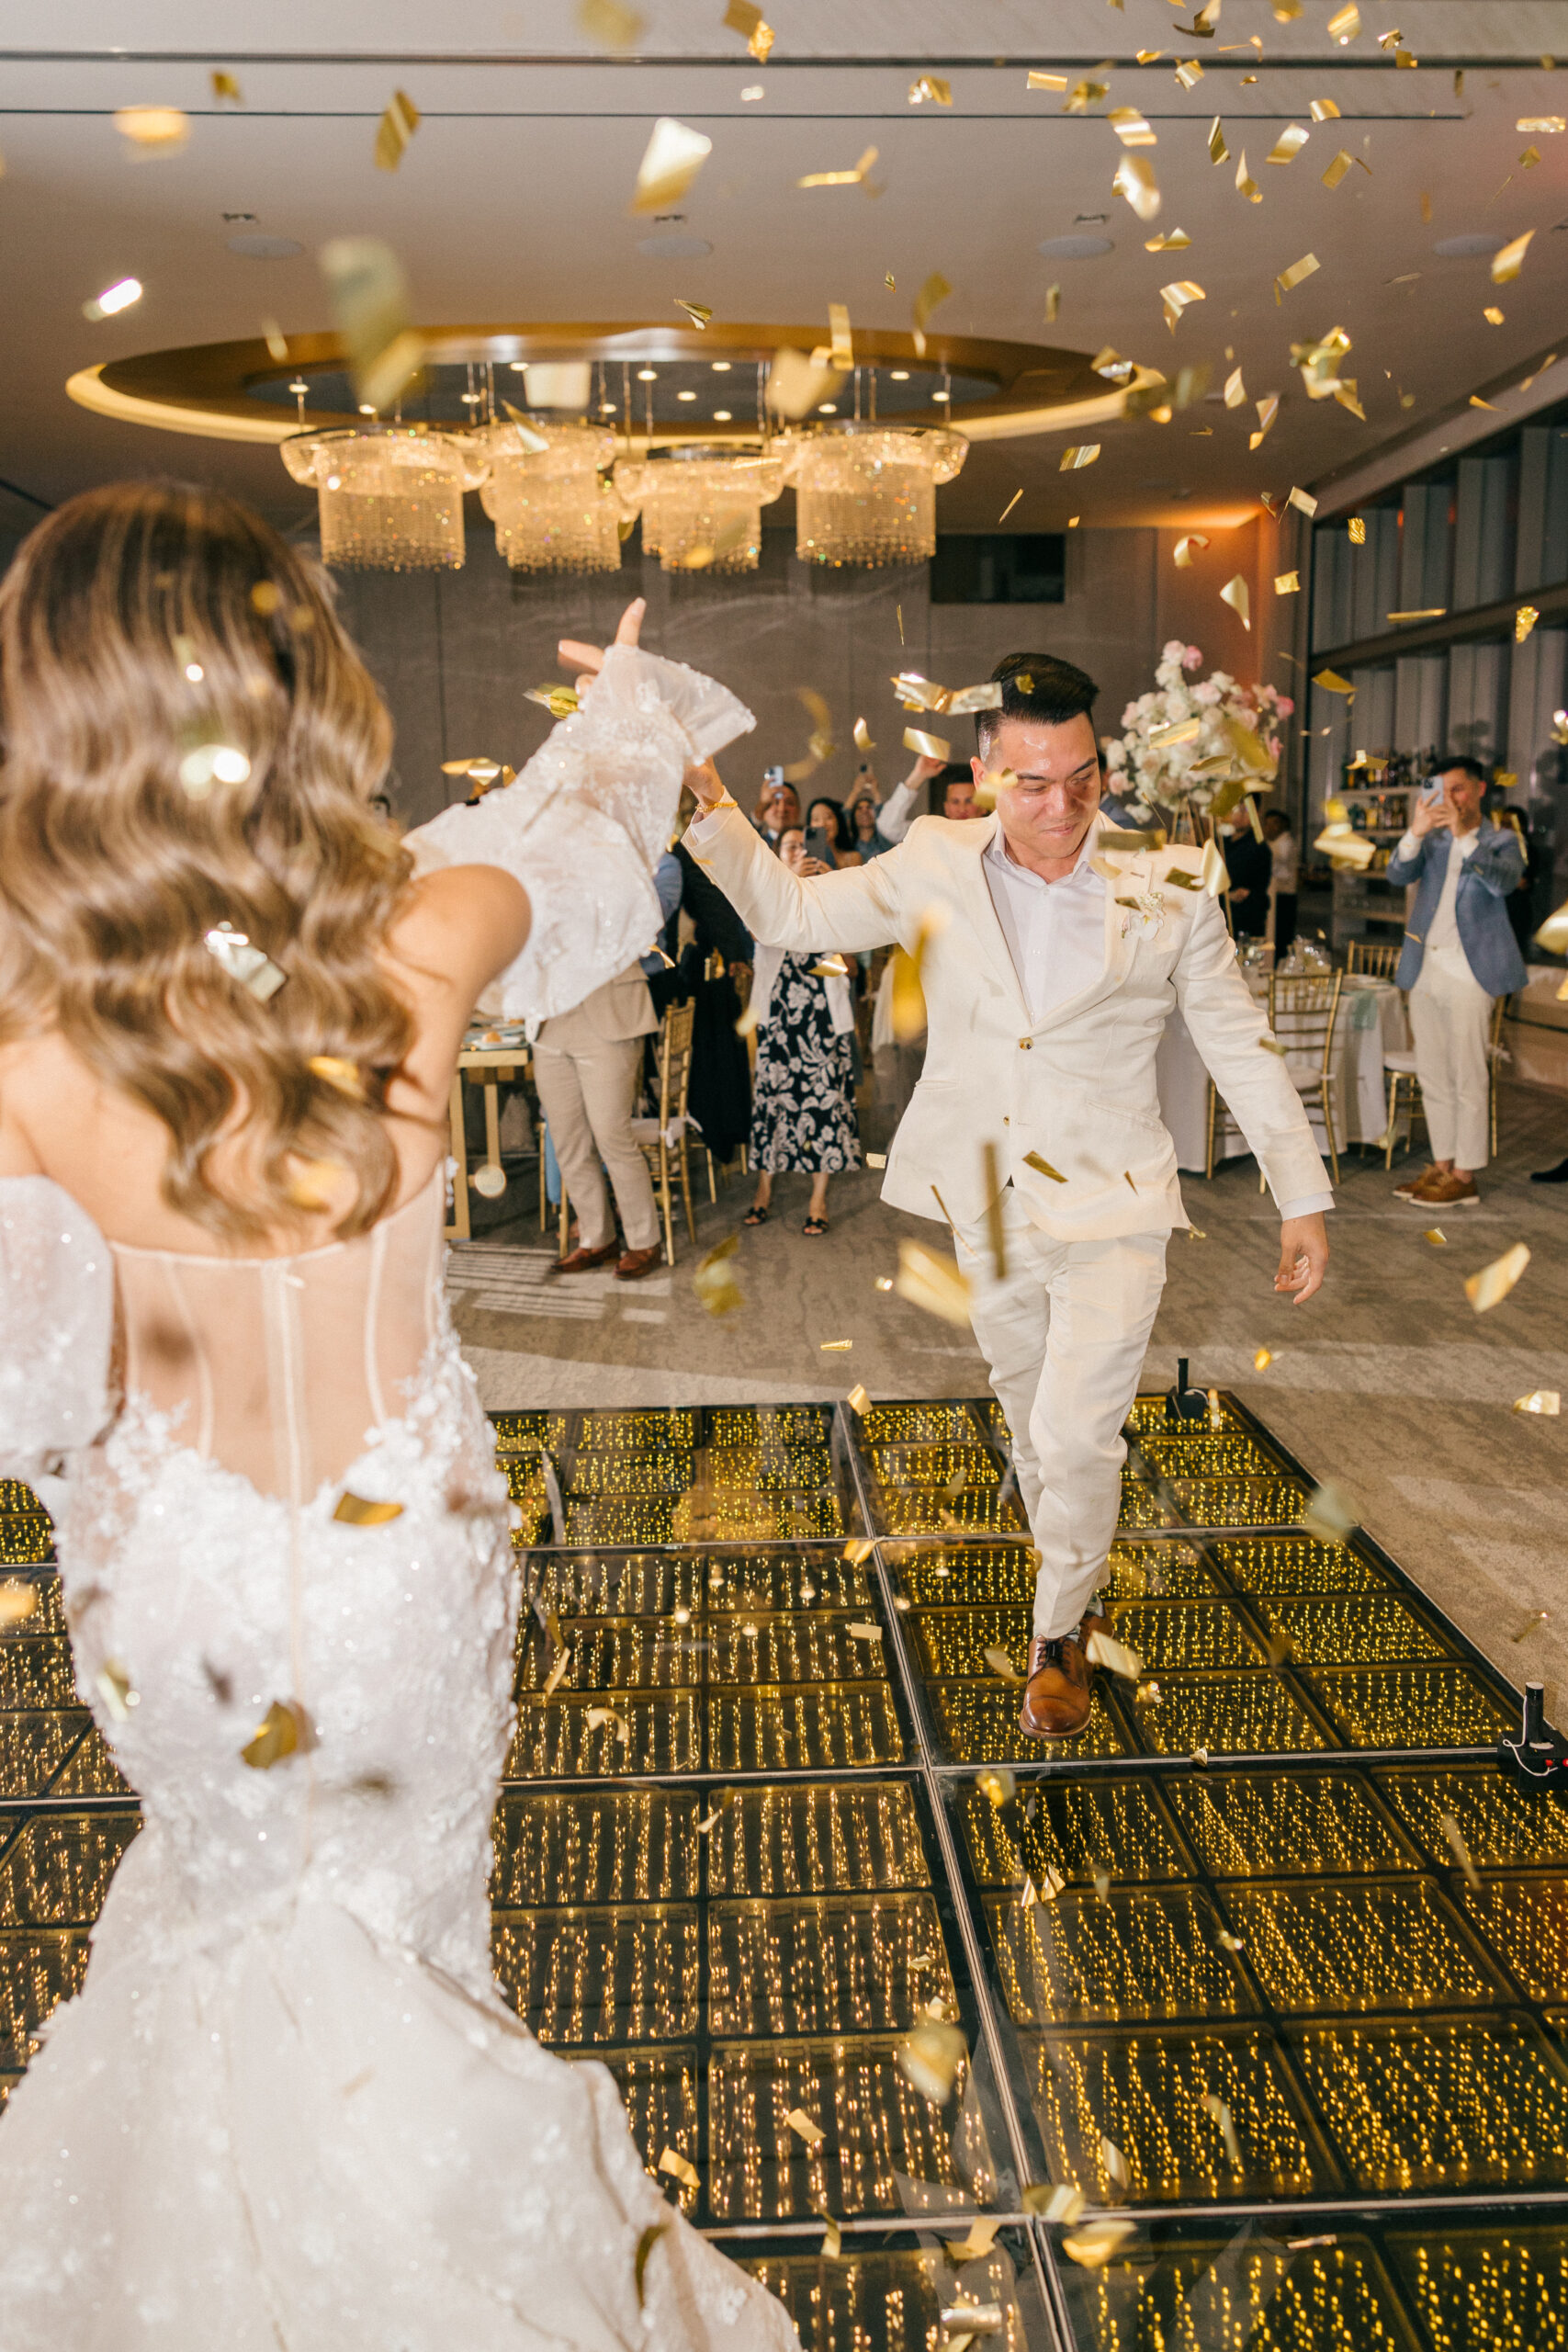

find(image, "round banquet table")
[1156,971,1411,1174]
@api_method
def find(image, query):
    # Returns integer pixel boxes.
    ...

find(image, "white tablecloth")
[1157,974,1410,1173]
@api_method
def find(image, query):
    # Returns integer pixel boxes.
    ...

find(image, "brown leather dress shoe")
[1020,1611,1106,1740]
[550,1240,620,1274]
[615,1244,664,1281]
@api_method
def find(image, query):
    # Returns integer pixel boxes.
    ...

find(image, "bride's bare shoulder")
[384,862,531,1001]
[0,1037,52,1178]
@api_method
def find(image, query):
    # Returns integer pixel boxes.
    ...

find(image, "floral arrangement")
[1103,639,1293,824]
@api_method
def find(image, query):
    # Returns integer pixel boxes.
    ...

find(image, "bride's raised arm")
[404,597,754,1024]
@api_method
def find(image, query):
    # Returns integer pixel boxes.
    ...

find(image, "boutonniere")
[1114,888,1168,940]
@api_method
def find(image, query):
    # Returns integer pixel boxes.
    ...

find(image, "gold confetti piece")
[1208,116,1229,164]
[894,1238,973,1329]
[658,2143,701,2189]
[1423,1228,1446,1246]
[764,345,845,421]
[1174,533,1211,568]
[1438,1811,1480,1891]
[1219,573,1251,631]
[1113,153,1161,221]
[1151,716,1202,748]
[1484,304,1507,327]
[983,1645,1022,1684]
[694,1231,743,1317]
[866,1151,887,1170]
[1301,1479,1357,1541]
[946,682,1006,716]
[1465,1242,1530,1314]
[96,1659,138,1722]
[1519,147,1540,169]
[819,1340,852,1351]
[1517,115,1566,133]
[541,1647,571,1700]
[1175,58,1204,89]
[580,0,646,46]
[1086,1628,1145,1681]
[783,684,836,783]
[1063,2221,1136,2269]
[1145,229,1193,252]
[1234,151,1262,204]
[1326,1,1359,40]
[1275,253,1320,300]
[1191,1746,1211,1766]
[1517,605,1540,643]
[1470,397,1498,412]
[1287,485,1318,518]
[585,1706,631,1743]
[1109,107,1158,147]
[943,2220,1004,2267]
[846,1384,872,1415]
[1161,279,1206,332]
[636,2222,670,2309]
[1314,667,1356,696]
[675,299,713,331]
[1204,2093,1243,2166]
[1347,515,1367,546]
[1513,1610,1551,1643]
[1492,231,1534,284]
[911,271,953,357]
[998,489,1022,524]
[320,235,424,414]
[333,1491,404,1525]
[828,301,854,368]
[1028,1863,1067,1907]
[634,117,713,211]
[1250,394,1279,449]
[848,1622,885,1648]
[241,1698,312,1770]
[212,69,244,105]
[1023,2183,1086,2224]
[897,2018,966,2105]
[818,2211,842,2257]
[723,0,774,58]
[1274,571,1301,595]
[1515,1390,1561,1416]
[843,1536,876,1568]
[852,715,876,755]
[1309,97,1341,120]
[908,74,953,107]
[1043,283,1062,323]
[1063,80,1110,115]
[903,726,953,761]
[1060,445,1100,473]
[307,1055,366,1101]
[977,1767,1016,1807]
[1028,71,1069,91]
[785,2106,827,2149]
[1100,2137,1131,2191]
[1022,1151,1068,1185]
[372,87,421,172]
[1267,124,1310,165]
[204,920,285,1002]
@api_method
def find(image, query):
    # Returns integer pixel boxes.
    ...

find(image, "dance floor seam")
[2,1393,1564,2350]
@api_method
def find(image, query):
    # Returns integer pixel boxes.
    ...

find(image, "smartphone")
[804,826,833,865]
[1419,777,1446,804]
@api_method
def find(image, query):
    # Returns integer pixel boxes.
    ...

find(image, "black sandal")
[742,1204,771,1227]
[803,1216,829,1237]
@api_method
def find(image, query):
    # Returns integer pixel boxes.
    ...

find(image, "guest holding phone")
[806,796,862,869]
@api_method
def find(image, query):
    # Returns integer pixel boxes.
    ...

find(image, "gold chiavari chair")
[634,1000,699,1265]
[1347,938,1401,979]
[1267,970,1346,1189]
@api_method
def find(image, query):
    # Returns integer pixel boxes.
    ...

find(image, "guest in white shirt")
[682,651,1331,1743]
[1263,809,1298,956]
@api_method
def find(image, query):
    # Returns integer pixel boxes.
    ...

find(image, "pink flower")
[1276,696,1295,717]
[1183,644,1202,671]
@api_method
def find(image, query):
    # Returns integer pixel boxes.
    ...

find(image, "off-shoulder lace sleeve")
[404,644,754,1023]
[0,1178,114,1502]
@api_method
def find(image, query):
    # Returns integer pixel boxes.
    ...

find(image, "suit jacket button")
[1019,1037,1032,1051]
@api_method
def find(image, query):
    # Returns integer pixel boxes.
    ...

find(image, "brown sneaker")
[1393,1163,1438,1201]
[1020,1610,1106,1741]
[1416,1170,1481,1206]
[550,1240,620,1274]
[615,1244,664,1281]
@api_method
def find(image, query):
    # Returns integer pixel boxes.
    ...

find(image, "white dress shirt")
[983,826,1333,1219]
[1396,822,1480,978]
[1267,830,1299,894]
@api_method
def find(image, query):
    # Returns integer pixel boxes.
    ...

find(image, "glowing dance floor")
[3,1392,1566,2351]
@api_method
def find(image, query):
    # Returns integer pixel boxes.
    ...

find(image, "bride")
[0,481,795,2350]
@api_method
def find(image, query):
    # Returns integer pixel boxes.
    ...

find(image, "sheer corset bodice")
[107,1163,446,1506]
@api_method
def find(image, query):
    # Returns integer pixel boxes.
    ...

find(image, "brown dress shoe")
[1020,1611,1106,1741]
[550,1240,620,1274]
[1416,1169,1480,1206]
[615,1244,664,1281]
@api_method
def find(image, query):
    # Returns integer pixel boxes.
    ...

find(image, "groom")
[684,651,1331,1739]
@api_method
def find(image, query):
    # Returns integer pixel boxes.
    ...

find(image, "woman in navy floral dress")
[743,827,861,1236]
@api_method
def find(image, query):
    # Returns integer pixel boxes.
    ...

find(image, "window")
[930,533,1066,605]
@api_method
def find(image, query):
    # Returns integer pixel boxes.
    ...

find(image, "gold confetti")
[1310,97,1341,120]
[1100,2137,1132,2193]
[828,301,854,368]
[998,489,1023,524]
[1174,533,1210,567]
[333,1492,404,1525]
[1145,229,1193,251]
[1204,2093,1243,2166]
[764,345,845,420]
[896,2017,966,2104]
[1113,153,1162,220]
[1267,124,1310,165]
[785,2107,827,2145]
[819,1340,852,1351]
[1326,2,1359,40]
[902,726,953,763]
[212,70,243,105]
[984,1645,1022,1683]
[1023,2183,1087,2224]
[1424,1229,1446,1245]
[818,2211,842,2257]
[307,1054,366,1101]
[1063,80,1110,114]
[783,684,836,783]
[203,920,286,1002]
[1320,149,1353,188]
[634,118,713,210]
[1517,115,1566,134]
[1492,231,1534,284]
[241,1698,312,1770]
[1028,71,1069,91]
[1513,1610,1551,1642]
[1063,2220,1136,2269]
[1470,396,1498,412]
[1175,58,1204,89]
[675,299,713,331]
[1515,1390,1561,1416]
[1275,571,1301,595]
[1022,1151,1068,1184]
[908,74,953,106]
[1275,253,1320,300]
[1465,1242,1530,1314]
[95,1659,138,1722]
[1287,485,1318,518]
[977,1767,1016,1806]
[1344,516,1367,548]
[1109,107,1157,147]
[1086,1628,1145,1681]
[1301,1479,1357,1541]
[579,0,646,46]
[585,1705,630,1743]
[1161,279,1206,332]
[1438,1811,1480,1890]
[1517,605,1540,642]
[1250,394,1279,449]
[635,2223,669,2310]
[911,271,953,356]
[846,1384,872,1415]
[1208,116,1229,164]
[1220,574,1251,630]
[694,1231,743,1317]
[723,0,774,59]
[1060,445,1100,472]
[540,1647,571,1700]
[866,1152,888,1170]
[320,235,424,413]
[852,715,876,755]
[373,87,420,171]
[943,2220,1004,2267]
[894,1239,973,1329]
[1043,283,1062,322]
[1314,667,1356,696]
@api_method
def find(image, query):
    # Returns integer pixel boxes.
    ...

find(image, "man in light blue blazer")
[1385,756,1526,1208]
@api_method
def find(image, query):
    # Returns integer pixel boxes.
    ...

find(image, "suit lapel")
[1029,848,1144,1033]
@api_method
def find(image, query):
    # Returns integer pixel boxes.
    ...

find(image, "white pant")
[1408,953,1493,1172]
[533,1034,661,1252]
[953,1189,1168,1641]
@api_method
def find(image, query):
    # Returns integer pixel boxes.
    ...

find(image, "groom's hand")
[1275,1213,1328,1305]
[685,757,728,810]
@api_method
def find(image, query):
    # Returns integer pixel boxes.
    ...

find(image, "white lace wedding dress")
[0,650,795,2352]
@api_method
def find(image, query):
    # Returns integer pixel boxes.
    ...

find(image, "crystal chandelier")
[784,423,968,567]
[614,445,784,573]
[280,425,488,571]
[477,419,628,573]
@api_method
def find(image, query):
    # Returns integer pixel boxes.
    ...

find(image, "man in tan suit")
[534,963,663,1280]
[684,652,1331,1738]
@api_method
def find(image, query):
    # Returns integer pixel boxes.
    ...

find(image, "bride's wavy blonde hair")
[0,480,415,1241]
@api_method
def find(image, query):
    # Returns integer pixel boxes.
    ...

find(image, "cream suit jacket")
[684,805,1329,1237]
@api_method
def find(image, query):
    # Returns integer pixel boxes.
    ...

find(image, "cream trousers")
[1408,952,1493,1172]
[953,1188,1168,1640]
[532,1035,661,1253]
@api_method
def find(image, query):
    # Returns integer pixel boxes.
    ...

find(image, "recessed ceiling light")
[637,368,659,380]
[288,378,310,395]
[713,408,732,420]
[890,368,910,381]
[600,401,618,413]
[711,360,731,371]
[741,84,764,100]
[677,389,697,401]
[358,403,377,415]
[931,389,950,402]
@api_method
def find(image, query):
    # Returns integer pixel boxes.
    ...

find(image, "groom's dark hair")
[975,652,1099,756]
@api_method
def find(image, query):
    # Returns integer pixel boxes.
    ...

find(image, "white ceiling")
[3,0,1566,529]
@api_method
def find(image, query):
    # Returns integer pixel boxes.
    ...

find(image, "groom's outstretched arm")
[682,764,904,955]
